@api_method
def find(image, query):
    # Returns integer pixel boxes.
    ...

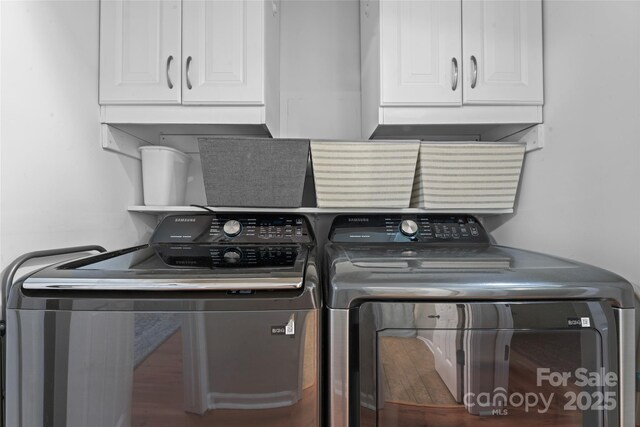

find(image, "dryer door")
[358,301,619,427]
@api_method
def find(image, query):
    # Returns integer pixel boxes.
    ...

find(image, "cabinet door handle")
[186,56,193,90]
[451,57,458,91]
[470,55,478,89]
[166,55,174,89]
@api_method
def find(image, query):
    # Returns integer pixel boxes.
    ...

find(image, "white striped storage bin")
[311,141,420,208]
[411,142,526,211]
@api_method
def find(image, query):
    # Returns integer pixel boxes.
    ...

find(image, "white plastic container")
[139,146,191,206]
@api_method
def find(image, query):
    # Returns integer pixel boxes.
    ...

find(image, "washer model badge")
[271,315,295,336]
[567,317,591,328]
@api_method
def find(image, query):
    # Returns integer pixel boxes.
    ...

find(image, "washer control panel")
[155,244,300,268]
[151,214,313,244]
[329,215,489,244]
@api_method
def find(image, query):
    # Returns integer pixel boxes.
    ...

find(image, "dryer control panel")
[329,215,489,244]
[150,214,313,244]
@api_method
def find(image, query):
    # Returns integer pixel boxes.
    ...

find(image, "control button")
[470,226,479,237]
[399,219,419,237]
[223,248,242,264]
[223,220,242,237]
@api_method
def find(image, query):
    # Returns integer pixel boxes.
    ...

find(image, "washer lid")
[22,243,308,291]
[345,246,512,270]
[325,243,636,309]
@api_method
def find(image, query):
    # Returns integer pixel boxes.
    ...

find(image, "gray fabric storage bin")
[198,137,310,207]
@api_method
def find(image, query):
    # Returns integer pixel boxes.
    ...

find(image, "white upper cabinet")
[361,0,544,138]
[182,1,264,104]
[99,0,280,135]
[380,0,461,105]
[462,0,543,105]
[99,0,182,104]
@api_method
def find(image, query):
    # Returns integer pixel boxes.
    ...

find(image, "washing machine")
[325,214,635,427]
[2,213,321,427]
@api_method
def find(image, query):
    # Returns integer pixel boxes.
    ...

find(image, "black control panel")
[150,214,313,245]
[154,244,300,268]
[329,215,490,244]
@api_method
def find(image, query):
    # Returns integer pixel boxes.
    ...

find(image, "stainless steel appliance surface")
[4,213,321,427]
[324,214,635,427]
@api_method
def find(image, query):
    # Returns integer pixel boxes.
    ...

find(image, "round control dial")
[223,248,242,264]
[223,220,242,237]
[399,219,419,237]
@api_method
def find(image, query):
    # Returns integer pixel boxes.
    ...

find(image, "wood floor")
[380,336,457,406]
[376,336,583,427]
[130,329,318,427]
[130,330,588,427]
[375,404,583,427]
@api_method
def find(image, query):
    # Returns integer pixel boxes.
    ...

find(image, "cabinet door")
[462,0,543,105]
[99,0,182,104]
[380,0,462,106]
[182,0,264,105]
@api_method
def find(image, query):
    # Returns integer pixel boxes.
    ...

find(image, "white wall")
[279,0,362,139]
[486,1,640,291]
[0,1,153,269]
[0,0,364,272]
[2,0,639,287]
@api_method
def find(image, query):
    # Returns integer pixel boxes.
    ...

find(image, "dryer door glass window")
[358,302,619,427]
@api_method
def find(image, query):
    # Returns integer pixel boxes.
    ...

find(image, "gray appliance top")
[22,244,309,291]
[325,215,636,309]
[22,213,314,292]
[8,213,321,311]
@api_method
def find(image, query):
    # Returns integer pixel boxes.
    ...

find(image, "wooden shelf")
[128,206,513,215]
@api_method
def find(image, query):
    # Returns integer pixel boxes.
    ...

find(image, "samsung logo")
[174,218,196,223]
[348,218,369,222]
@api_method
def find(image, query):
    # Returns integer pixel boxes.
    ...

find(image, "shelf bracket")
[498,124,545,153]
[101,124,150,160]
